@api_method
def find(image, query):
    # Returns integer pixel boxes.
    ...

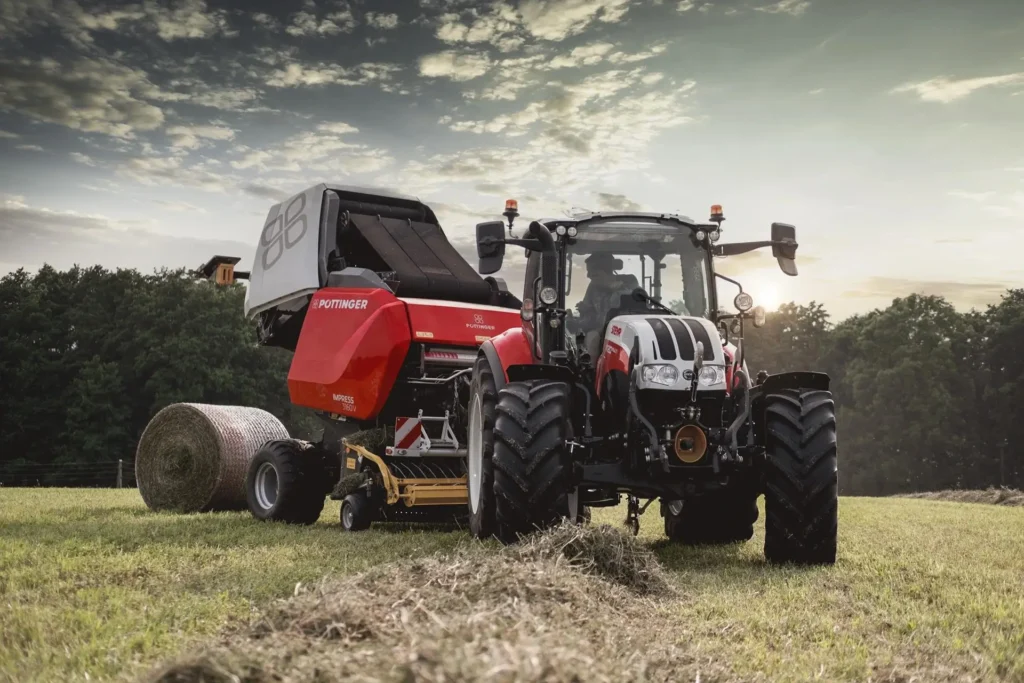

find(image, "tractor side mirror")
[476,221,506,275]
[693,341,704,373]
[771,222,798,277]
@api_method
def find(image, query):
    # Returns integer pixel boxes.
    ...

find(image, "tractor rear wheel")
[664,491,758,545]
[245,439,326,525]
[762,388,838,565]
[492,379,574,544]
[467,355,498,539]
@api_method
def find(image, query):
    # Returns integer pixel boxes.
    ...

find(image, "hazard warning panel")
[394,417,425,450]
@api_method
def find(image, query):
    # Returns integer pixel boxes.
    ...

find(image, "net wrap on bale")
[135,402,289,513]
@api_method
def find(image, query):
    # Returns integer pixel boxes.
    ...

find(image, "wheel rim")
[254,462,278,510]
[468,391,484,515]
[342,502,353,528]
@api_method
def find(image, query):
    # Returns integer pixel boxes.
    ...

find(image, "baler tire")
[664,493,758,545]
[340,492,373,532]
[467,355,499,540]
[763,388,838,565]
[245,439,326,525]
[492,379,574,544]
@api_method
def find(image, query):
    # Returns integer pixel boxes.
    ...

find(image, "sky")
[0,0,1021,321]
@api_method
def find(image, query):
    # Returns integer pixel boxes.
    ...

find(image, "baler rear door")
[245,184,328,319]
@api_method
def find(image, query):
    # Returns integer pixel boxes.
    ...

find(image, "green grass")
[1,489,1023,682]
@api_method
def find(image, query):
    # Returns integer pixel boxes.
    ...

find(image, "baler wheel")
[245,439,326,525]
[492,379,574,544]
[762,388,838,565]
[340,492,373,531]
[467,355,498,539]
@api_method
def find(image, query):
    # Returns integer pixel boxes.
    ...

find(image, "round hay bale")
[135,403,289,513]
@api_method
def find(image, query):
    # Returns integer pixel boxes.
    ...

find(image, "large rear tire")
[492,379,574,544]
[245,439,326,525]
[664,491,758,545]
[762,388,838,565]
[467,355,498,539]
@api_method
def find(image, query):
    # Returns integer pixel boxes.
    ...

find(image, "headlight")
[734,292,753,312]
[698,366,725,387]
[555,225,567,236]
[539,286,557,305]
[642,364,679,386]
[695,230,706,242]
[567,226,578,237]
[521,299,534,321]
[709,229,721,243]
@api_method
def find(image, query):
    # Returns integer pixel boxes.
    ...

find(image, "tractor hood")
[604,314,727,391]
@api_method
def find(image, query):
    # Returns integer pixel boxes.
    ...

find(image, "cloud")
[419,50,493,81]
[366,12,399,29]
[264,61,401,88]
[1,0,233,43]
[166,124,236,149]
[0,130,19,138]
[70,152,96,166]
[240,182,292,201]
[891,72,1024,103]
[0,197,251,278]
[435,3,526,51]
[949,189,1024,218]
[251,12,280,30]
[677,0,695,10]
[753,0,811,16]
[15,143,43,151]
[0,56,164,137]
[285,3,356,36]
[152,199,207,213]
[142,0,234,40]
[228,122,393,176]
[117,155,236,193]
[839,277,1009,309]
[595,192,642,211]
[405,70,697,198]
[517,0,634,41]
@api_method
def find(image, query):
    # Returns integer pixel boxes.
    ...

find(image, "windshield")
[563,220,712,324]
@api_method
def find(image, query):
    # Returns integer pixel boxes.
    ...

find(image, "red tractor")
[465,202,839,565]
[237,184,522,530]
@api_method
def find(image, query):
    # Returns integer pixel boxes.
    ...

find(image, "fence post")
[117,459,123,489]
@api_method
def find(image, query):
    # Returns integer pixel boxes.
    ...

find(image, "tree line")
[0,264,1020,495]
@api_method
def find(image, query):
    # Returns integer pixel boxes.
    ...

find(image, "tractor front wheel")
[492,379,575,544]
[245,439,326,525]
[762,388,838,565]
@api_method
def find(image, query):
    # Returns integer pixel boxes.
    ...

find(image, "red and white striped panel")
[394,417,425,449]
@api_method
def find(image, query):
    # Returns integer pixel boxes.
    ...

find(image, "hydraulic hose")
[628,367,668,470]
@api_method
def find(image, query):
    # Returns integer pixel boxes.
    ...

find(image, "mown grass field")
[1,489,1023,682]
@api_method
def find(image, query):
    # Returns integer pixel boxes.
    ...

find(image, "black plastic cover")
[348,213,494,304]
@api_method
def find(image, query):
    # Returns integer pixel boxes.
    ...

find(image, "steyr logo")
[316,298,369,310]
[473,314,485,324]
[611,325,622,336]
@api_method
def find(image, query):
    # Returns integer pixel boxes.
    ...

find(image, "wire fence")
[0,460,138,488]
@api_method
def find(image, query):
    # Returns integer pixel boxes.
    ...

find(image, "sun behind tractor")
[466,201,838,565]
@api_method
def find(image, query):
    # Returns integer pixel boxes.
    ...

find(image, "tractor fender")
[479,327,534,391]
[506,363,576,386]
[749,371,832,444]
[757,371,831,395]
